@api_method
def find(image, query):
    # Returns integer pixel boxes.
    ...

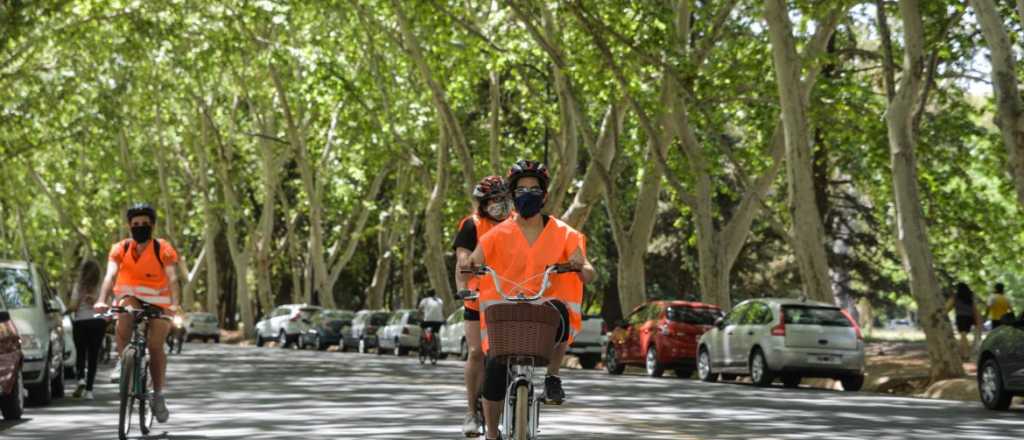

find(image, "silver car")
[184,312,220,343]
[378,309,422,356]
[255,304,321,348]
[697,298,865,391]
[0,260,66,404]
[439,307,467,360]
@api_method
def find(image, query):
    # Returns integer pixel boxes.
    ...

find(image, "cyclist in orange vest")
[460,160,596,440]
[94,203,180,424]
[453,175,511,436]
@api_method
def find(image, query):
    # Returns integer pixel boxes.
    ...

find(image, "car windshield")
[667,307,721,325]
[783,306,851,327]
[0,267,36,309]
[369,313,389,326]
[322,310,353,322]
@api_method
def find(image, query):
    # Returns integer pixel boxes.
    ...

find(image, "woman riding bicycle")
[459,160,596,440]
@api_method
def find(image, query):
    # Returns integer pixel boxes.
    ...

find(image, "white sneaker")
[109,362,121,383]
[152,393,170,423]
[462,412,483,437]
[84,391,94,401]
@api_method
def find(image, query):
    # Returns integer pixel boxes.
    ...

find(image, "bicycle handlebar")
[94,304,165,320]
[459,263,580,302]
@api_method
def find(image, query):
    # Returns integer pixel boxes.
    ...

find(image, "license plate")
[808,355,840,364]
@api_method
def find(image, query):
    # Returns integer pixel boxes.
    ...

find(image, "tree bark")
[423,124,455,312]
[883,0,965,380]
[400,214,419,310]
[764,0,834,303]
[488,70,503,176]
[561,103,624,229]
[970,0,1024,210]
[195,110,222,316]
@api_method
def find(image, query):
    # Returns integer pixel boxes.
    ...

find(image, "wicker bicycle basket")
[485,302,563,366]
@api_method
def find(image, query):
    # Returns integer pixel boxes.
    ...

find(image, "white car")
[440,307,467,360]
[57,298,77,378]
[378,309,422,356]
[1,260,66,405]
[569,315,604,369]
[698,298,866,391]
[255,304,321,348]
[184,312,220,343]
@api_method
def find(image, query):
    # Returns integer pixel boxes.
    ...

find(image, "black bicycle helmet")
[472,175,509,202]
[125,203,157,223]
[507,160,550,191]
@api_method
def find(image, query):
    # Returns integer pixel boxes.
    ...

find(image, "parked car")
[343,310,390,353]
[378,309,423,356]
[0,288,24,419]
[1,260,65,405]
[439,307,467,360]
[607,300,722,377]
[977,313,1024,410]
[569,315,605,369]
[300,309,354,351]
[56,297,77,378]
[254,304,322,348]
[887,318,916,330]
[698,298,865,391]
[183,312,220,343]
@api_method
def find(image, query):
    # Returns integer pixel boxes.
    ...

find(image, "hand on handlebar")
[93,302,110,314]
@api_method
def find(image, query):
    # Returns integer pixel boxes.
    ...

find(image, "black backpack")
[123,239,164,268]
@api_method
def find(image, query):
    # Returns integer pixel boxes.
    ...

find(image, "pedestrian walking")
[68,259,106,400]
[945,282,982,360]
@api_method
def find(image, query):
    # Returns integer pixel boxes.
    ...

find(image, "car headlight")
[21,334,41,351]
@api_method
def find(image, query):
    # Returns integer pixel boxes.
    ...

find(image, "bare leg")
[147,318,172,392]
[465,320,484,415]
[115,297,139,357]
[483,398,502,439]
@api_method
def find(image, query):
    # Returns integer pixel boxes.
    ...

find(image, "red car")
[0,294,24,420]
[606,300,723,378]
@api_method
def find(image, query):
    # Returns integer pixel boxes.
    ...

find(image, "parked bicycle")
[99,303,164,440]
[462,263,576,440]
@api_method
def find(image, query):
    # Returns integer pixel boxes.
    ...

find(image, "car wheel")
[460,339,469,362]
[255,333,265,347]
[698,348,717,382]
[606,345,626,375]
[394,340,402,357]
[213,336,220,344]
[646,346,665,378]
[979,358,1012,410]
[750,348,774,387]
[0,367,23,420]
[782,374,802,388]
[315,335,324,351]
[840,374,865,392]
[27,358,53,406]
[579,354,600,370]
[278,331,289,349]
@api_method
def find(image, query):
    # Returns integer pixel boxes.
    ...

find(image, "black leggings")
[482,301,570,402]
[72,318,107,391]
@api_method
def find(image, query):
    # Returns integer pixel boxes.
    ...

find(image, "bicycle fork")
[502,365,541,439]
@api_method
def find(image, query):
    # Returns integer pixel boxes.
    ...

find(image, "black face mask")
[514,191,545,219]
[131,225,153,244]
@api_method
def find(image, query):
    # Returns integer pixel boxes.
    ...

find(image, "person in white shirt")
[418,291,445,335]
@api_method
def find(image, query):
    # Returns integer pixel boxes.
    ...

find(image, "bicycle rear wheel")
[513,382,529,440]
[139,356,154,434]
[118,349,136,440]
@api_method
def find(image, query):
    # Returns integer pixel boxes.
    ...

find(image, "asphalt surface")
[2,343,1023,439]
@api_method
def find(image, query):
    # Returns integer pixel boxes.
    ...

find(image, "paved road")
[2,343,1023,439]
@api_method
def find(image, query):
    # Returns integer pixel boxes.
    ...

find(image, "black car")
[299,309,354,351]
[977,313,1024,410]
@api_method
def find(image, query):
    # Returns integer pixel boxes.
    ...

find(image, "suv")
[184,312,220,343]
[0,260,65,405]
[255,304,322,348]
[698,298,865,391]
[0,288,24,419]
[569,315,605,369]
[607,300,722,377]
[344,310,390,353]
[378,309,422,356]
[977,313,1024,410]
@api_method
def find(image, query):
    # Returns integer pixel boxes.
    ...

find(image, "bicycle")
[418,326,439,365]
[462,263,577,440]
[99,303,165,440]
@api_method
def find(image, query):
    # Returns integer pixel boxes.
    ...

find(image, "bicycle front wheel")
[118,349,136,440]
[139,357,155,434]
[513,383,529,440]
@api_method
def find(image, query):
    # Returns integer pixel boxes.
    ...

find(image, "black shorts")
[956,316,974,333]
[481,300,570,402]
[464,307,480,322]
[421,321,443,334]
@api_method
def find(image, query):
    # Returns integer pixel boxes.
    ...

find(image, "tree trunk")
[970,0,1024,209]
[423,125,455,312]
[884,0,965,381]
[616,248,646,317]
[488,70,502,176]
[366,216,393,310]
[561,104,623,229]
[764,0,834,303]
[401,215,419,310]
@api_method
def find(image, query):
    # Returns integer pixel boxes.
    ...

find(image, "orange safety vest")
[109,239,178,309]
[457,214,500,312]
[476,215,586,353]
